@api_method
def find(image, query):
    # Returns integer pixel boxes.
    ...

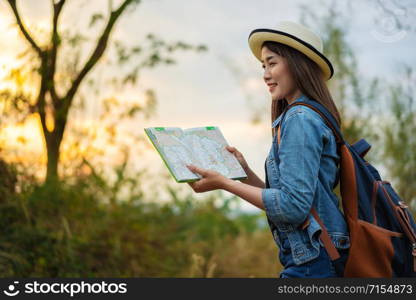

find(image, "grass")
[0,160,281,277]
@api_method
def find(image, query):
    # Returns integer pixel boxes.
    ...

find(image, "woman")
[186,21,349,278]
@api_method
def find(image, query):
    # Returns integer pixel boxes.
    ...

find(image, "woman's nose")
[263,68,271,82]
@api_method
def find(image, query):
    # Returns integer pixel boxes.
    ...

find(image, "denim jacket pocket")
[276,223,295,232]
[282,215,322,265]
[273,229,291,254]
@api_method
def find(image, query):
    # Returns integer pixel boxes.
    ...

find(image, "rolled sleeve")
[263,108,325,226]
[262,188,289,223]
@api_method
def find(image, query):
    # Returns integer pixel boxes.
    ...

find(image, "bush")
[0,163,281,277]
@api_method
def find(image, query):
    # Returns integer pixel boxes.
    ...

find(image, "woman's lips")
[268,84,277,92]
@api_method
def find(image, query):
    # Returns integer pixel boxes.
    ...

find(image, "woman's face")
[261,46,301,102]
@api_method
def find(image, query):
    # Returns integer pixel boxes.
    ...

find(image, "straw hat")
[248,21,334,80]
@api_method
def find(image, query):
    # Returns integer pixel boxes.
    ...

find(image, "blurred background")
[0,0,415,277]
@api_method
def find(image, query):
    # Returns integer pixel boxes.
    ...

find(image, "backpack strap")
[351,138,371,158]
[284,98,344,144]
[277,125,281,145]
[311,208,341,261]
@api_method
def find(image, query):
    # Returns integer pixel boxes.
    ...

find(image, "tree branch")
[56,0,137,136]
[49,0,66,104]
[6,0,43,56]
[36,79,50,141]
[64,0,136,104]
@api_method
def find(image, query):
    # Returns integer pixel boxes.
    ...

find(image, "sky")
[0,0,415,211]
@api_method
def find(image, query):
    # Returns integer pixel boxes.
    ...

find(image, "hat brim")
[248,29,334,80]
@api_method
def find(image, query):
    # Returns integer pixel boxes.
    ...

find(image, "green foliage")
[0,162,279,277]
[381,67,416,204]
[302,4,381,148]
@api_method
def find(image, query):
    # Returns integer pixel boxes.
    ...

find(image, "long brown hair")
[262,41,341,137]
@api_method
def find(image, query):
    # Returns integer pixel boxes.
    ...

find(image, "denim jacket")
[262,94,350,266]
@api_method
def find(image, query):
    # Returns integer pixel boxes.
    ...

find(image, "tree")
[382,66,416,205]
[1,0,206,183]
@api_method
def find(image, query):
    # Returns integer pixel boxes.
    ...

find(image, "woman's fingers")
[226,146,248,171]
[226,146,239,154]
[186,164,207,177]
[226,146,243,158]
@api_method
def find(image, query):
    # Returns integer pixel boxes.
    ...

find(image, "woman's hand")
[226,146,265,188]
[226,146,250,172]
[186,165,229,193]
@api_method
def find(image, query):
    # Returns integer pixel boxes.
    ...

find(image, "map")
[144,126,247,182]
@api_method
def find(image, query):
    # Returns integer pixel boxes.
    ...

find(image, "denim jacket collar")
[272,94,308,129]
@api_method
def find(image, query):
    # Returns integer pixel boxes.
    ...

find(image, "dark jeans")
[278,243,349,278]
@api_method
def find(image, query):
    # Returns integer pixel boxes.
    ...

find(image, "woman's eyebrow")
[260,56,276,63]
